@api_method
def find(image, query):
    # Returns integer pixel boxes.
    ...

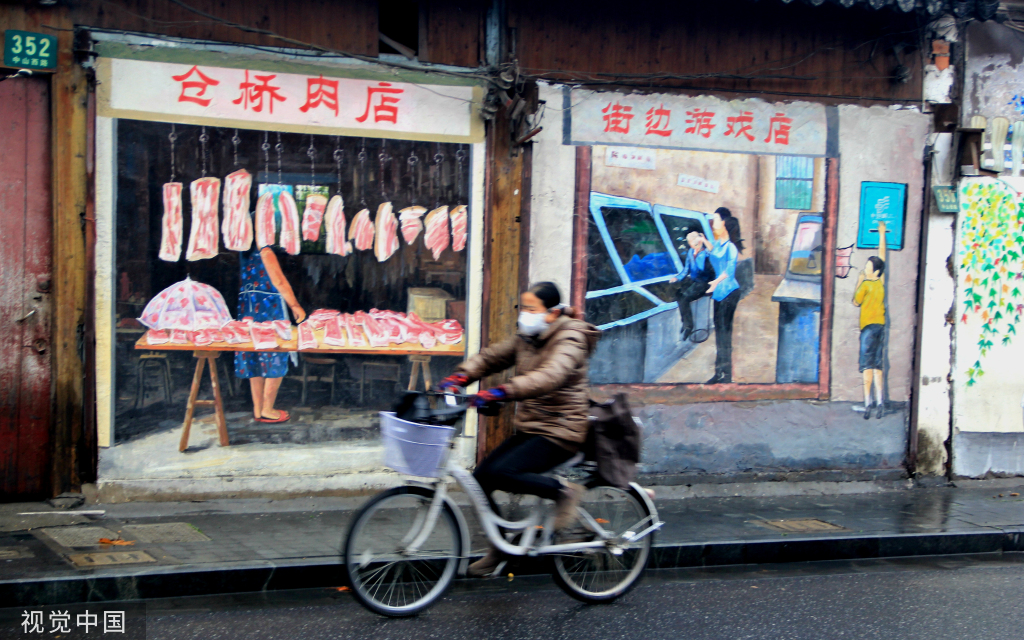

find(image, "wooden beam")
[50,27,89,495]
[571,146,591,317]
[477,106,524,462]
[818,157,840,401]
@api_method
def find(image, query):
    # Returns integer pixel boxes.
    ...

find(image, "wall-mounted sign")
[96,57,483,142]
[677,173,720,194]
[857,181,907,250]
[566,87,827,156]
[3,30,57,72]
[932,185,959,213]
[604,146,656,170]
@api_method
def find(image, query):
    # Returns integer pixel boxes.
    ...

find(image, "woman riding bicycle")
[438,281,600,577]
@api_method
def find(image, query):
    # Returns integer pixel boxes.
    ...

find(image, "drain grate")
[0,546,34,560]
[751,518,848,533]
[121,523,210,543]
[40,526,121,548]
[68,551,157,568]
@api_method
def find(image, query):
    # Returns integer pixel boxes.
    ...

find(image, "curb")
[4,528,1024,607]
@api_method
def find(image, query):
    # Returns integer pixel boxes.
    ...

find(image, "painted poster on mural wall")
[103,57,475,484]
[566,88,828,156]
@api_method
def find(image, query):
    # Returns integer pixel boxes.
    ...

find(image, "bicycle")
[343,390,663,617]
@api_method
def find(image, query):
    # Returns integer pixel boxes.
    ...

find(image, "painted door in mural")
[0,77,53,499]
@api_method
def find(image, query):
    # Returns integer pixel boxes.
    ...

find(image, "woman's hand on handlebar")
[437,373,470,392]
[470,386,507,408]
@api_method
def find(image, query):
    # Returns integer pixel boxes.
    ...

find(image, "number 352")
[9,34,51,58]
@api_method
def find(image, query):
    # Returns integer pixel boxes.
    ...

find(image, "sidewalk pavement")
[3,480,1024,607]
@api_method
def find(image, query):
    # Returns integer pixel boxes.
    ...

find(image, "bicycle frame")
[402,457,663,571]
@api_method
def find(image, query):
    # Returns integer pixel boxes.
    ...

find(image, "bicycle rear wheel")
[551,485,653,603]
[344,486,461,617]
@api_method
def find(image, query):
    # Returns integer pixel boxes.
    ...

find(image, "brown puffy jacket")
[457,314,601,451]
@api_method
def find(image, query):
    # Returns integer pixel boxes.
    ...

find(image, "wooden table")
[135,332,465,452]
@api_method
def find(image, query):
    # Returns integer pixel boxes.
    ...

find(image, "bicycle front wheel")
[552,485,653,603]
[344,486,462,617]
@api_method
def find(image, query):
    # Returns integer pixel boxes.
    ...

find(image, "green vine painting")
[959,179,1024,385]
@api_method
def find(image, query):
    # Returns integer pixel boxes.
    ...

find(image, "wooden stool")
[359,362,402,403]
[179,351,230,452]
[134,352,172,412]
[302,355,340,405]
[407,355,434,391]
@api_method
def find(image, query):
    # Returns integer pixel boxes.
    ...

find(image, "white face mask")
[518,311,549,336]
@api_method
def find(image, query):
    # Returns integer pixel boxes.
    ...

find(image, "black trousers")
[713,289,741,380]
[473,432,574,514]
[676,277,710,332]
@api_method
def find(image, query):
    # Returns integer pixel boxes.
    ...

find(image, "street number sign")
[4,30,57,72]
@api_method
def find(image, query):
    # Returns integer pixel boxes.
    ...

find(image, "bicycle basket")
[380,412,455,478]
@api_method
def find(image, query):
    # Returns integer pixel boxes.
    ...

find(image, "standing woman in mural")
[703,207,744,384]
[436,282,601,577]
[236,245,307,423]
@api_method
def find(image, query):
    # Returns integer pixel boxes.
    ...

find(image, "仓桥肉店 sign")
[566,88,827,157]
[96,57,482,142]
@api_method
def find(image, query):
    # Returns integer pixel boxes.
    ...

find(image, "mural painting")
[96,57,481,493]
[583,148,827,386]
[540,89,927,478]
[953,178,1024,443]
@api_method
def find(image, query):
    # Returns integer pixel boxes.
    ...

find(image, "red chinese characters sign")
[101,58,481,142]
[569,89,826,156]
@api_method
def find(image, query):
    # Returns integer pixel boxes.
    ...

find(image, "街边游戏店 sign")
[566,88,827,157]
[96,57,481,142]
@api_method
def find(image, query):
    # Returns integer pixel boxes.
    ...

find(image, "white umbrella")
[138,276,233,331]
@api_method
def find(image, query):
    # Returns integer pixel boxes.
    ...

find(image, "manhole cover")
[121,523,210,543]
[40,526,121,548]
[0,546,34,560]
[751,518,847,533]
[68,551,157,568]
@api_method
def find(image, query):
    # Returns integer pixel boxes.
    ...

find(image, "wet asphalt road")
[25,555,1024,639]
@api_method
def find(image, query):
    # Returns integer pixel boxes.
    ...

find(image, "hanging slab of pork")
[159,182,183,262]
[255,192,276,249]
[373,202,399,262]
[450,204,468,252]
[221,169,253,252]
[348,208,374,251]
[302,193,328,242]
[423,206,450,261]
[324,195,352,256]
[278,191,302,255]
[399,205,427,244]
[186,177,222,261]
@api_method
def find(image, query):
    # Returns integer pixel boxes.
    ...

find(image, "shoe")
[680,327,693,341]
[553,482,586,531]
[874,403,884,418]
[467,546,504,578]
[862,404,873,420]
[706,372,731,384]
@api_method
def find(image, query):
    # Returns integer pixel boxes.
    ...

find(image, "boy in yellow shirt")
[853,222,886,419]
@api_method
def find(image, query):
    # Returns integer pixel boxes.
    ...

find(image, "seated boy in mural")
[853,221,887,420]
[670,230,716,340]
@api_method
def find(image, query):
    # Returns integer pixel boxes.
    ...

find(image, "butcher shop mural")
[94,55,482,493]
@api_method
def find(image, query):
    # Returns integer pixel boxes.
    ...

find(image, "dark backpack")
[583,393,642,488]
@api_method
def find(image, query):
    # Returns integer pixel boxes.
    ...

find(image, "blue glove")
[470,386,507,408]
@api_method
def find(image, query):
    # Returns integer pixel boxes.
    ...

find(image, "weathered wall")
[962,20,1024,126]
[833,105,928,404]
[527,83,575,295]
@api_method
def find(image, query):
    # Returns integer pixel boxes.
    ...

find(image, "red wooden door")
[0,76,53,500]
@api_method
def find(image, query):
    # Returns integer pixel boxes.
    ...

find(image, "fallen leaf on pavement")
[98,538,134,546]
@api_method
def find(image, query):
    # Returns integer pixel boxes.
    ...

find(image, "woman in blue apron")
[236,246,306,423]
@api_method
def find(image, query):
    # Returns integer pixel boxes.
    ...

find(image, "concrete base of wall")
[953,431,1024,478]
